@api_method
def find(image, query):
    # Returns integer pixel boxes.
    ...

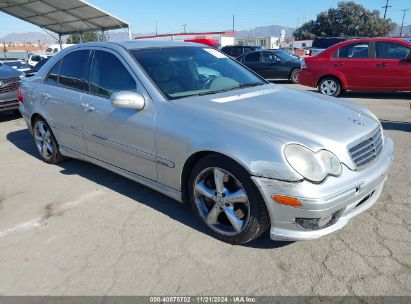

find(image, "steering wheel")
[202,76,217,89]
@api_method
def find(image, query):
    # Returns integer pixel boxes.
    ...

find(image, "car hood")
[0,65,22,79]
[175,84,380,168]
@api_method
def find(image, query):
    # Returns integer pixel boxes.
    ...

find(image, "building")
[235,36,281,49]
[281,39,313,49]
[134,31,235,47]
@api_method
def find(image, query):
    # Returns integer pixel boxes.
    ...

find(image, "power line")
[382,0,392,19]
[400,9,410,37]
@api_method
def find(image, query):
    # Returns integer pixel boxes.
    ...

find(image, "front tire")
[318,77,342,96]
[290,68,301,84]
[32,117,64,164]
[189,155,270,245]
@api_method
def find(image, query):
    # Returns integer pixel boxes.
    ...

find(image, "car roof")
[319,37,411,56]
[76,40,204,50]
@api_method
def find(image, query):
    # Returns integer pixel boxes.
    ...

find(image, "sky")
[0,0,410,37]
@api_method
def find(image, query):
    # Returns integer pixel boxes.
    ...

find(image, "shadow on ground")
[0,111,21,123]
[6,128,291,249]
[340,91,411,100]
[380,120,411,133]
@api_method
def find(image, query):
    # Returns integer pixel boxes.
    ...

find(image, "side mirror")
[110,91,145,111]
[407,53,411,61]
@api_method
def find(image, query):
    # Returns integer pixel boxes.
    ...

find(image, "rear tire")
[318,77,342,97]
[188,154,270,245]
[32,117,64,164]
[290,68,301,84]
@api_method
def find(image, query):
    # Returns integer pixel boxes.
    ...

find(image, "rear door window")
[375,42,411,59]
[58,50,91,91]
[89,50,137,98]
[45,59,62,85]
[338,42,370,59]
[244,52,261,62]
[262,52,277,62]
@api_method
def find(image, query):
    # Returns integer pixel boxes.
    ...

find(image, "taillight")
[18,86,23,103]
[301,59,307,69]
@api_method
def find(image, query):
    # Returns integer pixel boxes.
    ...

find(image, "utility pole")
[2,41,6,58]
[400,9,410,37]
[232,14,235,32]
[38,39,42,51]
[155,21,158,35]
[182,24,187,34]
[382,0,392,19]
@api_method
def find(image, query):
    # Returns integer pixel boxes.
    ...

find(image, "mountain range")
[0,24,410,44]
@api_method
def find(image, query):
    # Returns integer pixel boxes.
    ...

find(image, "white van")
[44,44,75,55]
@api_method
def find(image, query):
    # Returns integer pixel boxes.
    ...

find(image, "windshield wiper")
[237,82,264,88]
[197,82,264,96]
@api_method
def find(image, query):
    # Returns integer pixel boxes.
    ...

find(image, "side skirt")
[59,146,183,203]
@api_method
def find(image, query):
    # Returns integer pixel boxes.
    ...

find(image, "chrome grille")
[0,78,20,94]
[348,128,383,168]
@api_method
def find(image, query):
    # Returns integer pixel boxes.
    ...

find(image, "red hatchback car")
[299,38,411,96]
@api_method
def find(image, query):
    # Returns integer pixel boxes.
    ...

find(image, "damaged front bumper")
[252,136,394,241]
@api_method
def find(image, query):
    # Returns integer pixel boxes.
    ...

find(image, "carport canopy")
[0,0,131,40]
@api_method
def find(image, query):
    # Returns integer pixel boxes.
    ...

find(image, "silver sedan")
[19,41,394,244]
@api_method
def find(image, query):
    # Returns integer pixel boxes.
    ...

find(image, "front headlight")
[284,144,342,182]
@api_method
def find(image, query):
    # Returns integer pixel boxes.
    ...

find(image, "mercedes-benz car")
[19,41,394,244]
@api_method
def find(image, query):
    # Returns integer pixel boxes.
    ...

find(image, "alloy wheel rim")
[34,121,53,160]
[292,70,300,83]
[320,80,337,95]
[193,167,250,236]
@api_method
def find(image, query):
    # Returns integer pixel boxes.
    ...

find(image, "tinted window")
[338,42,369,58]
[90,51,137,98]
[34,58,50,71]
[46,59,62,85]
[313,38,347,49]
[244,52,260,62]
[222,46,244,57]
[376,42,410,59]
[59,50,90,91]
[273,50,296,61]
[262,52,277,62]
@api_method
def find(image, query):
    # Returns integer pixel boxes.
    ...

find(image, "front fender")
[155,104,302,191]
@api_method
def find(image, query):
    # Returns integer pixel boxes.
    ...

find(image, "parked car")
[43,44,75,55]
[0,63,22,113]
[20,41,393,244]
[237,49,302,83]
[28,54,49,67]
[25,57,52,77]
[221,45,263,59]
[299,38,411,96]
[184,38,221,50]
[1,59,32,74]
[309,37,349,57]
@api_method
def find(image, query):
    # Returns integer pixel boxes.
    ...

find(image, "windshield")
[45,48,53,52]
[274,50,298,61]
[131,47,266,100]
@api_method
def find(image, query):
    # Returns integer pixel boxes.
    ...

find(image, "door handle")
[333,62,344,67]
[81,102,95,112]
[376,63,387,68]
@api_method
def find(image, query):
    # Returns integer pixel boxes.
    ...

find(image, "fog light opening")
[295,209,343,230]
